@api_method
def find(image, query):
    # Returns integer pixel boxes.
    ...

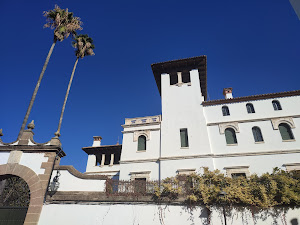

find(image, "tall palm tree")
[55,34,95,137]
[18,5,82,139]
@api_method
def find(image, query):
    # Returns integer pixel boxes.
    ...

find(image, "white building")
[84,56,300,181]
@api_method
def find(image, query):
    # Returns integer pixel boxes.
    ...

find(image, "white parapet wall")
[0,152,10,165]
[39,203,300,225]
[51,166,106,192]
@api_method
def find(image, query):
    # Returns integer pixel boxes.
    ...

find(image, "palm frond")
[73,34,95,58]
[43,5,83,41]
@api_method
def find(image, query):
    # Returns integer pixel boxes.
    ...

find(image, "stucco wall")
[52,170,106,192]
[119,161,159,180]
[160,158,214,178]
[208,118,300,154]
[160,69,211,158]
[204,96,300,124]
[213,152,300,176]
[0,152,9,165]
[121,125,161,161]
[38,203,300,225]
[20,152,48,175]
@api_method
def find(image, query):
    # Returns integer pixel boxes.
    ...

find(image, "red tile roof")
[202,90,300,106]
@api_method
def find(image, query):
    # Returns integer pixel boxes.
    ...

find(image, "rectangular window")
[104,154,111,165]
[180,128,189,148]
[231,173,246,179]
[181,71,191,83]
[170,73,178,85]
[96,155,101,166]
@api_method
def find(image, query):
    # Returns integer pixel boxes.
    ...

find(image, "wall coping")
[55,165,107,180]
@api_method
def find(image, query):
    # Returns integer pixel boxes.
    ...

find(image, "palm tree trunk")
[18,40,57,139]
[55,57,79,137]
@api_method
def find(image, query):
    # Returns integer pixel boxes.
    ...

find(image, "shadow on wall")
[291,218,298,225]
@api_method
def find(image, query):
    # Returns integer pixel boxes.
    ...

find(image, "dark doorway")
[134,178,146,194]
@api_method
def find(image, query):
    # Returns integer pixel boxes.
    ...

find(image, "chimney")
[223,88,233,99]
[92,136,102,147]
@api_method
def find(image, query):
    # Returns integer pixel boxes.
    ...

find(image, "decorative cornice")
[133,130,150,142]
[206,115,300,126]
[0,145,65,157]
[283,163,300,172]
[120,149,300,164]
[224,165,249,169]
[271,117,295,130]
[283,163,300,166]
[120,158,158,164]
[218,122,239,134]
[202,90,300,106]
[122,128,160,134]
[130,171,151,175]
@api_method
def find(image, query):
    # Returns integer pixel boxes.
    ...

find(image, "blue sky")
[1,1,300,172]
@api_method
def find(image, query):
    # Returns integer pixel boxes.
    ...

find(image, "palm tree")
[55,34,95,137]
[18,5,82,139]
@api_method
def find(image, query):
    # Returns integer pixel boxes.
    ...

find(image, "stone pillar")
[101,154,105,167]
[110,154,114,166]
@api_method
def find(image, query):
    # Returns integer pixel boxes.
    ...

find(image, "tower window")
[278,123,294,140]
[180,128,189,148]
[252,126,264,142]
[181,71,191,83]
[222,106,230,116]
[225,128,237,145]
[170,73,178,85]
[246,103,255,114]
[104,154,111,165]
[137,135,146,151]
[272,100,282,111]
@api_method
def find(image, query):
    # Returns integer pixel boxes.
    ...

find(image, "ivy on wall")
[154,167,300,209]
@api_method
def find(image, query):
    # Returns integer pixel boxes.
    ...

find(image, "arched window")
[246,103,255,114]
[222,106,230,116]
[137,135,146,151]
[278,123,294,140]
[225,128,237,144]
[272,100,282,111]
[252,126,264,142]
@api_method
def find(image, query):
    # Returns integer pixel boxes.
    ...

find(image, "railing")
[106,176,191,197]
[106,179,158,196]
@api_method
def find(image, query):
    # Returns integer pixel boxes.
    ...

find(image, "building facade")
[84,56,300,181]
[1,55,300,225]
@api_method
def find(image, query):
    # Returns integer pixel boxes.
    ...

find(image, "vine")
[154,167,300,209]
